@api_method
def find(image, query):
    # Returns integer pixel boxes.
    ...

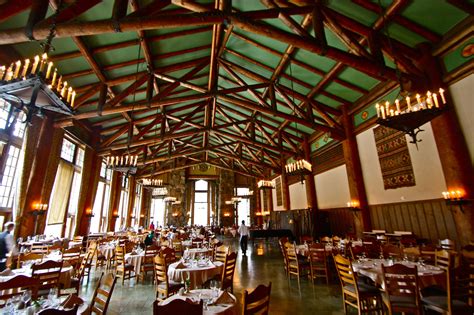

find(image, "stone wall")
[166,169,188,226]
[218,169,235,226]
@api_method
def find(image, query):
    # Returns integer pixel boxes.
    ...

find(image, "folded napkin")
[174,261,186,269]
[131,251,137,255]
[0,268,13,276]
[214,291,234,305]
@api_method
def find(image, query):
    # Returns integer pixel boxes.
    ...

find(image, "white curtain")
[47,160,74,225]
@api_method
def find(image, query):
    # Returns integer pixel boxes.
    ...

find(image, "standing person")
[238,220,249,256]
[0,222,16,272]
[149,221,155,231]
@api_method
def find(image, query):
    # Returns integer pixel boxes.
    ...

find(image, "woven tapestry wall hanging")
[373,126,416,189]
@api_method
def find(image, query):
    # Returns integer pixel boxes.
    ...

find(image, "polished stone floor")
[78,238,345,314]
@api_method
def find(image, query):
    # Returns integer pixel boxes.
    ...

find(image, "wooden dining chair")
[439,239,456,251]
[320,236,331,245]
[422,266,474,314]
[420,244,437,264]
[285,242,310,286]
[65,250,91,295]
[381,263,422,315]
[17,252,43,268]
[89,273,117,315]
[154,255,183,301]
[0,275,39,306]
[47,244,63,254]
[308,243,329,284]
[278,238,289,275]
[37,304,79,314]
[242,282,272,315]
[160,246,177,266]
[61,247,82,269]
[349,245,365,260]
[114,245,134,285]
[153,299,203,315]
[382,244,403,259]
[333,254,383,314]
[300,235,313,244]
[172,240,183,259]
[30,244,50,254]
[214,245,229,263]
[435,249,456,271]
[31,260,63,296]
[221,252,237,293]
[140,244,160,283]
[402,246,421,261]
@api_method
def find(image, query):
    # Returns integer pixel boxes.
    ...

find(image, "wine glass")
[22,289,32,306]
[210,280,219,298]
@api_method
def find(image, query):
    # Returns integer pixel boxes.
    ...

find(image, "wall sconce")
[32,202,48,214]
[85,208,94,218]
[172,212,179,217]
[223,212,231,217]
[255,211,262,216]
[140,214,145,218]
[112,210,119,219]
[442,190,471,212]
[347,200,360,211]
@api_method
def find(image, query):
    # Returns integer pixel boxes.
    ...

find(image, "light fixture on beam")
[375,88,447,147]
[152,187,168,198]
[285,159,312,176]
[105,155,138,175]
[141,178,167,189]
[442,189,471,213]
[164,196,177,204]
[0,54,76,124]
[257,180,275,190]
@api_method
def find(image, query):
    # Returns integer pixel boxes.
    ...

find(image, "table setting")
[352,257,445,288]
[161,285,237,315]
[125,246,146,275]
[168,256,224,289]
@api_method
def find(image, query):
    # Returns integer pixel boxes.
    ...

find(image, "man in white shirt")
[238,220,249,256]
[0,222,15,271]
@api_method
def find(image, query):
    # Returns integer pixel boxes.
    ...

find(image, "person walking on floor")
[0,222,16,272]
[238,220,249,256]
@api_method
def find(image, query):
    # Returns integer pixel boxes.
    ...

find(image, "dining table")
[352,258,446,289]
[125,251,145,276]
[184,248,213,259]
[168,260,224,289]
[0,263,74,288]
[160,288,237,315]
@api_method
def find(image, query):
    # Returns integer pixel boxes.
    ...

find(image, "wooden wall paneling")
[409,203,422,238]
[415,203,428,240]
[424,202,439,241]
[432,201,448,240]
[399,203,410,232]
[443,203,459,241]
[376,205,384,230]
[395,205,405,231]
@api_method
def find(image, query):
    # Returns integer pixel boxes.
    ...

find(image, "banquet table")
[125,251,145,275]
[0,264,74,288]
[168,261,223,289]
[160,289,237,315]
[352,259,445,289]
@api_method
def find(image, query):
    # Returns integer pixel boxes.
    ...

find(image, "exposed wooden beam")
[0,0,32,23]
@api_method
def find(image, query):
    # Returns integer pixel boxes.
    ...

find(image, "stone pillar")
[167,170,186,226]
[75,145,101,236]
[139,186,149,227]
[416,43,474,245]
[15,115,64,238]
[341,105,371,236]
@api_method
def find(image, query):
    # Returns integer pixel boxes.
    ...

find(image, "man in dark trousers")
[238,220,249,256]
[0,222,15,272]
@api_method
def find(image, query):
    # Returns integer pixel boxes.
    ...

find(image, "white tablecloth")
[98,244,115,260]
[125,252,145,275]
[0,265,74,288]
[161,289,237,315]
[168,261,223,289]
[352,259,445,289]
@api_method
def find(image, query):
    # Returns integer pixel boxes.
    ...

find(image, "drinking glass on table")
[22,289,32,306]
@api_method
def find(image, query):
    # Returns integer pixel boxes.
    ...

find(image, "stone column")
[303,136,320,238]
[107,171,122,231]
[219,169,235,226]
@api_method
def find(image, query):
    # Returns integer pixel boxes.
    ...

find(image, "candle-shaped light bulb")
[106,156,110,166]
[39,53,48,73]
[71,91,76,107]
[125,155,129,165]
[21,59,30,78]
[134,155,138,166]
[61,81,68,98]
[5,67,13,81]
[439,88,446,104]
[390,109,394,117]
[0,66,5,80]
[406,96,412,112]
[432,93,439,108]
[51,69,57,88]
[375,103,380,118]
[426,91,432,109]
[67,87,73,102]
[46,61,53,79]
[31,55,40,74]
[456,190,462,199]
[385,101,389,115]
[120,156,124,165]
[13,60,21,79]
[110,156,114,166]
[395,99,400,113]
[56,75,62,92]
[380,106,386,119]
[416,93,421,105]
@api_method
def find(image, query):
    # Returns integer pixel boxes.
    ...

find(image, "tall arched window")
[194,180,208,226]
